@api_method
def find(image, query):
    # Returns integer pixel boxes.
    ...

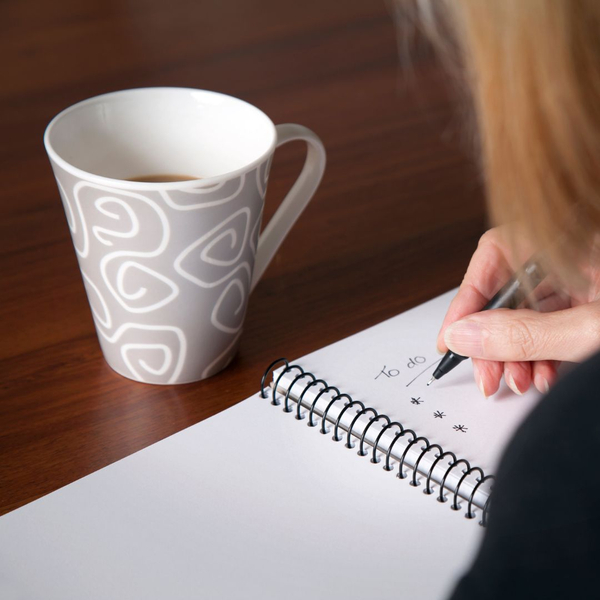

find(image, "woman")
[402,1,600,597]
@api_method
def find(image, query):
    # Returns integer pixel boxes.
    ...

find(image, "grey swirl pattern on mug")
[52,158,271,384]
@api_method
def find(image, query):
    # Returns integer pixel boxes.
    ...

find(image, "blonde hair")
[400,0,600,284]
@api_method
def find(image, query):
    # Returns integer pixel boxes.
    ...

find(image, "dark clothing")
[450,351,600,599]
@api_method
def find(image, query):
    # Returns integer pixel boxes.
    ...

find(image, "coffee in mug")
[127,174,200,183]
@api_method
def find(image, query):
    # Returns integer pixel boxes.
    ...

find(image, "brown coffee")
[127,174,200,183]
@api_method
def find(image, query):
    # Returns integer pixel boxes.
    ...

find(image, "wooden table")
[0,0,485,516]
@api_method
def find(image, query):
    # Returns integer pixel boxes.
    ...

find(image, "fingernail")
[478,376,488,398]
[473,363,488,398]
[444,321,484,357]
[534,375,550,394]
[506,372,523,396]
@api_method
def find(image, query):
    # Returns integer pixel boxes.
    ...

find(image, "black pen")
[427,257,547,386]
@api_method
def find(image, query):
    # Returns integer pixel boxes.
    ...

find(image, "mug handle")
[250,123,326,291]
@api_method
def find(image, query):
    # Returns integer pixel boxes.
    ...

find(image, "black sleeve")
[449,352,600,600]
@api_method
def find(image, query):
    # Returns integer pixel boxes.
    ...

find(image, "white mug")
[44,87,326,384]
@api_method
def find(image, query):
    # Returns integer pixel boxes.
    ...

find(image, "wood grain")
[0,0,486,515]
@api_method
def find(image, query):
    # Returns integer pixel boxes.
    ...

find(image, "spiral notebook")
[0,290,541,600]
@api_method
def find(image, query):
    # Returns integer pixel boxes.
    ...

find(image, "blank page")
[0,392,482,600]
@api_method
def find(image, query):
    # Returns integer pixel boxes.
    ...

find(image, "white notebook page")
[0,392,483,600]
[289,289,543,475]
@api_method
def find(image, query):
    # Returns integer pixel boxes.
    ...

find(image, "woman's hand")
[437,228,600,396]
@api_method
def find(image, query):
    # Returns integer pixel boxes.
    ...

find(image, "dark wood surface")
[0,0,486,516]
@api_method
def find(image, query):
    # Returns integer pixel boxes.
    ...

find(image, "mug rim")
[43,86,278,190]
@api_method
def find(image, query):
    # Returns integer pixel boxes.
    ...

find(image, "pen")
[427,257,547,385]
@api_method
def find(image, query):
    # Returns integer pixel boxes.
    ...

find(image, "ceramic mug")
[44,87,326,384]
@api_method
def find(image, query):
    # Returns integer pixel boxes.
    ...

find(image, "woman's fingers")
[503,361,532,395]
[435,226,591,397]
[437,230,516,353]
[530,288,572,313]
[472,358,503,397]
[473,359,557,397]
[444,302,600,363]
[531,360,558,394]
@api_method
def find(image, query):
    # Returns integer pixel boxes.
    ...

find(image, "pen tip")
[426,376,435,386]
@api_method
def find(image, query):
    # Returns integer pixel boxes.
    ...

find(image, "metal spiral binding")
[260,359,494,527]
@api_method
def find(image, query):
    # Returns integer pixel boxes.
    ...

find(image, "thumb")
[444,304,600,362]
